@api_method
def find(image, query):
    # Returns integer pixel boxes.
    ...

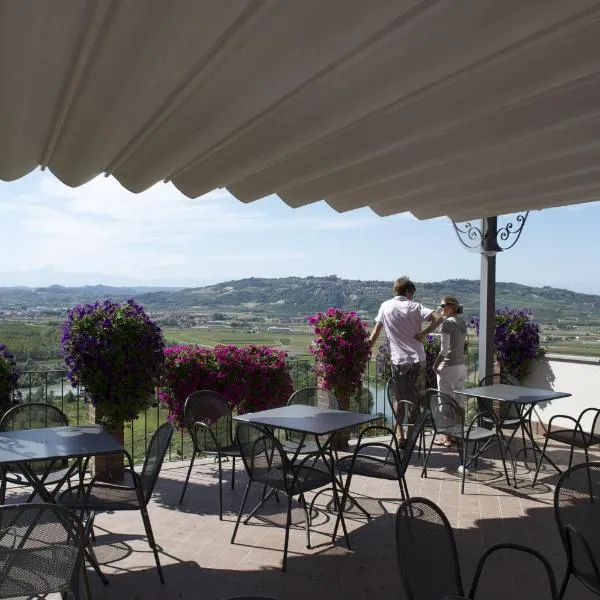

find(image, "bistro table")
[455,384,571,482]
[0,424,126,586]
[0,424,125,501]
[234,404,379,546]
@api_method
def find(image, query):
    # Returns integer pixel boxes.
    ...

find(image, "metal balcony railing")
[10,352,477,465]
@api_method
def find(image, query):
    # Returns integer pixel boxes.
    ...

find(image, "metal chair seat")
[60,482,140,510]
[336,453,401,480]
[440,424,496,442]
[481,415,521,428]
[4,465,72,486]
[280,439,320,455]
[254,464,331,495]
[546,429,600,449]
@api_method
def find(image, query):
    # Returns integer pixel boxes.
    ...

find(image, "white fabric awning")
[2,0,600,220]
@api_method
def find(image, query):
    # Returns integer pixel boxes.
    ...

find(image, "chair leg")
[231,456,236,490]
[460,442,467,494]
[332,472,353,548]
[300,492,311,549]
[0,472,6,505]
[140,506,165,584]
[421,434,436,478]
[532,436,550,486]
[496,432,512,487]
[282,494,293,572]
[558,570,571,600]
[81,559,91,600]
[217,455,224,520]
[179,449,196,504]
[231,481,252,544]
[567,444,575,470]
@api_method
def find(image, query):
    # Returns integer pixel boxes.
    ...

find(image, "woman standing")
[433,296,467,446]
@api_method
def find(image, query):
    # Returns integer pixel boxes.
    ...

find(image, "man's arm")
[415,310,442,342]
[369,321,383,347]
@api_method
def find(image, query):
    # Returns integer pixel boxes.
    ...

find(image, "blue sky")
[1,169,599,293]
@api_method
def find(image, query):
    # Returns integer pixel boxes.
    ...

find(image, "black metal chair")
[395,497,558,600]
[231,421,342,572]
[554,461,600,598]
[281,387,341,457]
[180,390,242,519]
[0,502,87,599]
[0,402,72,503]
[386,376,424,454]
[422,389,514,492]
[60,421,174,584]
[533,408,600,486]
[331,409,429,538]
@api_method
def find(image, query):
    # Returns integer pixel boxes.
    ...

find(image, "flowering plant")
[0,344,18,413]
[61,299,165,426]
[307,308,371,409]
[470,308,542,381]
[376,335,440,388]
[160,344,293,429]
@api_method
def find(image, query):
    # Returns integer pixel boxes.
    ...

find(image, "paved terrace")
[7,437,596,600]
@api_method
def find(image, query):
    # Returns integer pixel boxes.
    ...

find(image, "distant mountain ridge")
[1,276,598,322]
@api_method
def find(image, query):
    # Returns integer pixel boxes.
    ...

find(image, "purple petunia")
[61,298,165,426]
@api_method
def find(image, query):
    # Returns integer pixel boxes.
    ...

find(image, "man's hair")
[393,277,416,297]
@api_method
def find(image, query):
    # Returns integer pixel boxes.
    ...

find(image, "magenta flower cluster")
[307,308,371,408]
[159,344,293,429]
[470,308,542,381]
[61,299,165,425]
[0,343,18,412]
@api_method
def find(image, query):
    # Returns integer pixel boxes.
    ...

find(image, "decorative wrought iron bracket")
[452,212,529,254]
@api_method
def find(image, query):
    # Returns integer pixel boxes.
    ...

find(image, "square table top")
[234,404,379,436]
[454,383,571,405]
[0,425,125,465]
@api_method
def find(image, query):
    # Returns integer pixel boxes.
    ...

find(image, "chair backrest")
[0,502,85,598]
[398,410,429,475]
[236,421,285,483]
[286,387,341,444]
[0,403,70,471]
[139,422,174,504]
[287,387,341,410]
[477,373,521,420]
[184,390,234,452]
[386,377,418,428]
[395,497,464,600]
[0,402,68,431]
[425,389,463,435]
[554,462,600,579]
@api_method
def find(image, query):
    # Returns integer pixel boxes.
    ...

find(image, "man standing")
[370,277,441,446]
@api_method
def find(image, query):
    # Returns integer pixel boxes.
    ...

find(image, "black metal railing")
[11,352,478,465]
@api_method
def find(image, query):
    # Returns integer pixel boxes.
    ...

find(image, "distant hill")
[2,276,598,323]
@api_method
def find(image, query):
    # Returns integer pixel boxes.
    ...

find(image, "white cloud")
[0,171,374,284]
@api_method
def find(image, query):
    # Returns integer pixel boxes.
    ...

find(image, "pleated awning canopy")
[2,0,600,221]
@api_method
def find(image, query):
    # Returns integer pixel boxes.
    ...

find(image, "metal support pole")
[478,217,497,381]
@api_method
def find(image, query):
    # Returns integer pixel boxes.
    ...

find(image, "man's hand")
[414,332,426,342]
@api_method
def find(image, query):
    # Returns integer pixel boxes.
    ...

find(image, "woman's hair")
[443,295,463,314]
[393,277,416,297]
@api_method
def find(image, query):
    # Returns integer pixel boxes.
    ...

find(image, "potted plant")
[470,308,543,381]
[0,343,18,416]
[61,299,165,479]
[307,308,371,449]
